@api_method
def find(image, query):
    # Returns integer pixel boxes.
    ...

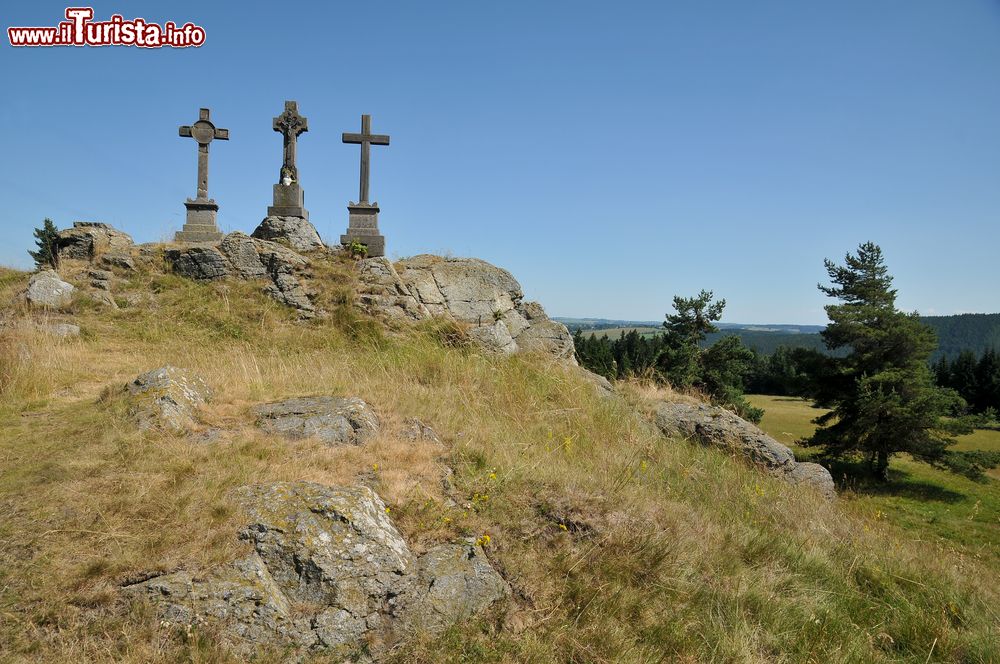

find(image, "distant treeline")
[703,330,831,356]
[933,350,1000,415]
[569,313,1000,361]
[574,330,1000,416]
[746,346,1000,416]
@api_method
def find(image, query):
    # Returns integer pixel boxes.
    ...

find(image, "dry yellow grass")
[1,262,998,663]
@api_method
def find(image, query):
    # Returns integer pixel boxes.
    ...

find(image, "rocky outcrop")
[124,366,211,432]
[56,222,133,262]
[166,232,315,315]
[25,270,75,308]
[356,257,430,322]
[357,255,576,362]
[252,216,324,253]
[398,255,522,321]
[253,396,380,446]
[653,401,836,499]
[167,246,231,280]
[125,481,508,659]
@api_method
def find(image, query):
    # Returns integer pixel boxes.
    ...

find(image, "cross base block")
[340,203,385,258]
[267,183,308,219]
[176,199,224,243]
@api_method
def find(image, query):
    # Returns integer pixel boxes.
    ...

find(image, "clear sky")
[2,1,998,324]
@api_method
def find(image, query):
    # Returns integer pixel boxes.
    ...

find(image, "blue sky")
[2,1,998,324]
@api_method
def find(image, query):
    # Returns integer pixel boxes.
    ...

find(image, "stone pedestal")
[175,198,224,243]
[268,183,308,219]
[340,203,385,258]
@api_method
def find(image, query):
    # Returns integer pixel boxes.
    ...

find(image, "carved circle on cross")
[279,114,306,136]
[191,119,217,145]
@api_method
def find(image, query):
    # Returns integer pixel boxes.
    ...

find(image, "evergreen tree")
[932,355,952,390]
[660,290,725,388]
[700,335,762,422]
[950,351,979,406]
[974,349,1000,413]
[805,243,995,480]
[28,218,60,269]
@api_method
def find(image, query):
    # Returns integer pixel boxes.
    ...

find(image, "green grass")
[749,394,1000,568]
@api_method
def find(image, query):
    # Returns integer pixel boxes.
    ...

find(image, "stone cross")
[273,101,308,183]
[179,108,229,200]
[342,114,390,204]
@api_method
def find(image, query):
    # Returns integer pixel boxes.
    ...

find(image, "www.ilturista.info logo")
[8,7,206,48]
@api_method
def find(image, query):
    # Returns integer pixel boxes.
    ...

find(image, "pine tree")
[974,349,1000,413]
[660,290,725,388]
[950,351,979,406]
[28,218,60,269]
[806,243,996,480]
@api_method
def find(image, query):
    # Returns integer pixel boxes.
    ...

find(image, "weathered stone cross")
[342,114,390,204]
[179,108,229,200]
[273,101,308,183]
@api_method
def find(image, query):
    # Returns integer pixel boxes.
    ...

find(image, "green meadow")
[748,394,1000,568]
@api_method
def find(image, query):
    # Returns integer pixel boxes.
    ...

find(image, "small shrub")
[347,240,368,260]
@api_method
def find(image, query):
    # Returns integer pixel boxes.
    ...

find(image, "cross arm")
[179,125,192,137]
[342,133,390,145]
[215,128,230,140]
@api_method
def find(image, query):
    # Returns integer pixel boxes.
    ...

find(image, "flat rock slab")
[25,270,75,308]
[655,401,795,470]
[254,396,379,445]
[125,366,211,432]
[653,400,836,499]
[124,481,508,659]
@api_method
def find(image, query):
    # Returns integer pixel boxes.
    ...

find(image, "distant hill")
[557,313,1000,359]
[921,314,1000,359]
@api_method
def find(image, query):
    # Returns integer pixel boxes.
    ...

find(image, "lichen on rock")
[124,366,211,432]
[124,481,509,659]
[253,396,380,446]
[25,270,75,309]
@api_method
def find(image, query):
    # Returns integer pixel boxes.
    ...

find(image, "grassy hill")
[2,262,999,662]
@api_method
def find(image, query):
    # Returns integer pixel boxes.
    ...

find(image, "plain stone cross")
[178,108,229,200]
[342,114,390,204]
[273,101,308,183]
